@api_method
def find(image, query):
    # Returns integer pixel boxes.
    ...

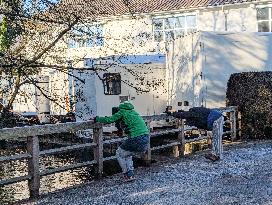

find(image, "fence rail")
[0,106,241,199]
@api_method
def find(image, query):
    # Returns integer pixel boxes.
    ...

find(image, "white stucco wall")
[72,70,97,121]
[198,4,258,32]
[167,31,272,109]
[13,83,37,113]
[94,63,167,117]
[202,32,272,108]
[166,32,204,112]
[66,15,163,61]
[67,3,261,61]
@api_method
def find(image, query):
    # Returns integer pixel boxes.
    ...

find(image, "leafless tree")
[0,0,166,126]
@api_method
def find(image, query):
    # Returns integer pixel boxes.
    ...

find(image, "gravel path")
[22,141,272,205]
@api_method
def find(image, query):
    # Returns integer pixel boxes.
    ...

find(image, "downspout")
[222,5,229,31]
[191,34,195,107]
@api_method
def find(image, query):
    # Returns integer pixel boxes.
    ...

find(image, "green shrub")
[226,71,272,139]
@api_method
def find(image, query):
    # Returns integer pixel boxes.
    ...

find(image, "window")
[68,24,104,48]
[153,14,197,42]
[257,7,272,32]
[184,101,189,106]
[103,73,121,95]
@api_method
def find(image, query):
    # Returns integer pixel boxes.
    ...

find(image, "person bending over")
[172,107,224,161]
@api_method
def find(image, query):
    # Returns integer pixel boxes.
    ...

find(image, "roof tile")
[60,0,254,18]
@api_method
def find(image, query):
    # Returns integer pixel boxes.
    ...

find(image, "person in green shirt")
[94,101,149,181]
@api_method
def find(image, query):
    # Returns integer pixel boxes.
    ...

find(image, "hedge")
[226,71,272,139]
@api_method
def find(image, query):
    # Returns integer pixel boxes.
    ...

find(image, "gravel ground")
[22,141,272,205]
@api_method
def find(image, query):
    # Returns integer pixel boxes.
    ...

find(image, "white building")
[11,0,272,120]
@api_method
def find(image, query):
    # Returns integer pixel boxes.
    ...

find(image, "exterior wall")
[202,32,272,108]
[11,70,69,115]
[67,3,260,60]
[166,33,203,112]
[12,83,36,113]
[67,15,162,60]
[167,31,272,109]
[71,70,97,121]
[198,4,257,32]
[94,63,167,117]
[48,70,69,115]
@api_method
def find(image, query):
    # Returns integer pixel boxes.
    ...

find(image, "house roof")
[60,0,255,18]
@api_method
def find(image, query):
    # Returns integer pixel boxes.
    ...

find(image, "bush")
[226,71,272,139]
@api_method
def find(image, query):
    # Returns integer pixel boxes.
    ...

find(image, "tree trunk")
[7,73,21,109]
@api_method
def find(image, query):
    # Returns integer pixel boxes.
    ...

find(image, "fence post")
[230,110,237,141]
[179,119,186,156]
[238,111,242,139]
[143,120,151,166]
[173,119,185,157]
[207,131,212,148]
[27,136,40,199]
[93,125,103,177]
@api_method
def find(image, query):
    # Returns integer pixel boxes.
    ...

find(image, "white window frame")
[256,5,272,32]
[152,13,198,42]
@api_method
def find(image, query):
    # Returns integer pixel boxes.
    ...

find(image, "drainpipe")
[191,34,195,107]
[222,5,229,32]
[165,41,170,106]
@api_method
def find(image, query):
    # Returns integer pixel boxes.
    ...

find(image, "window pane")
[258,21,270,32]
[154,31,164,42]
[96,25,103,35]
[95,37,104,46]
[165,31,174,41]
[93,25,103,36]
[73,26,85,36]
[68,39,76,48]
[187,15,197,28]
[176,16,185,28]
[78,39,86,47]
[86,25,103,37]
[165,17,177,29]
[153,19,163,30]
[175,29,185,38]
[86,25,97,36]
[86,38,95,47]
[257,8,269,20]
[187,28,197,33]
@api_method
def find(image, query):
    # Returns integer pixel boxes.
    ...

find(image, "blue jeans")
[117,134,149,173]
[207,109,223,131]
[120,134,149,152]
[211,116,224,158]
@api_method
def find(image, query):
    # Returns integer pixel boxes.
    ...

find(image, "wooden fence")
[0,106,240,199]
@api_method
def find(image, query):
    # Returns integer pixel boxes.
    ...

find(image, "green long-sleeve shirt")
[95,102,149,138]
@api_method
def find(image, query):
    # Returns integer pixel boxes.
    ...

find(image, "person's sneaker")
[205,153,220,162]
[123,170,135,182]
